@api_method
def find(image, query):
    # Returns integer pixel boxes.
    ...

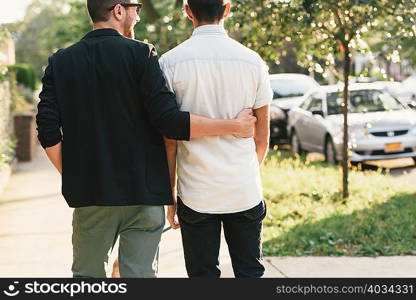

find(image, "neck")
[93,22,123,35]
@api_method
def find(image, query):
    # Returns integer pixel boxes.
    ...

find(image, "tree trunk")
[342,47,351,199]
[142,0,161,22]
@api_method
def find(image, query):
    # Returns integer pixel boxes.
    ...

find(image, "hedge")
[8,64,37,91]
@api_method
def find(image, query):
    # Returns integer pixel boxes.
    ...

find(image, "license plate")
[384,143,404,153]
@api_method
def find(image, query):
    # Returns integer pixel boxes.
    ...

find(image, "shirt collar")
[82,28,122,40]
[192,25,228,37]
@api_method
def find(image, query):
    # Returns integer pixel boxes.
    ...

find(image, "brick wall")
[14,114,37,161]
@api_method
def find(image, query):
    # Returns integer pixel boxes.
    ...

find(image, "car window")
[306,97,323,112]
[300,96,312,110]
[327,90,405,115]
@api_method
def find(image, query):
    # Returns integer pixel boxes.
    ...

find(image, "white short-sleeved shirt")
[159,25,273,214]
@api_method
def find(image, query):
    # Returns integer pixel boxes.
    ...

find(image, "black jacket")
[36,28,190,208]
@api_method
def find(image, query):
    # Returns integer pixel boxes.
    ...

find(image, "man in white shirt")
[160,0,272,277]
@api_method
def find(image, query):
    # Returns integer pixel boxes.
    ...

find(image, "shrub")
[8,64,37,91]
[8,72,35,114]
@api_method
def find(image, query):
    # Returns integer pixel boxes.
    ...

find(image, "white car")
[288,83,416,165]
[373,80,416,110]
[400,76,416,109]
[270,73,319,142]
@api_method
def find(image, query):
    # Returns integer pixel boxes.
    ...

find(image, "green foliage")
[6,0,74,79]
[372,0,416,68]
[8,64,37,91]
[230,0,411,77]
[8,72,35,114]
[43,1,91,50]
[133,3,193,56]
[0,65,7,83]
[0,134,16,166]
[261,150,416,256]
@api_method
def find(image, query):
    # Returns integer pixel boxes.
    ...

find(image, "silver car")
[270,73,319,143]
[288,83,416,165]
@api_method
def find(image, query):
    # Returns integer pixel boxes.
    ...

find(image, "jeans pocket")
[243,200,266,221]
[177,200,209,224]
[134,206,165,231]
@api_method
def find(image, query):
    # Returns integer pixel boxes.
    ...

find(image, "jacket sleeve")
[139,45,190,141]
[36,55,63,148]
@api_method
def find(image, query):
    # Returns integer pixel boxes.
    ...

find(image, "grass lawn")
[261,148,416,256]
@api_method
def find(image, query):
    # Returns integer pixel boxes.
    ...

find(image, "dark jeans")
[177,198,266,278]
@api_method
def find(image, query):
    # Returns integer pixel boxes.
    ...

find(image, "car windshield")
[271,77,317,99]
[327,90,405,115]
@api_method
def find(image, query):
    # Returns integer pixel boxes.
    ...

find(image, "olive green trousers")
[71,205,165,278]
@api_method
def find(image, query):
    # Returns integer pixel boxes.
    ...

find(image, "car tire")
[350,161,363,168]
[290,130,304,156]
[324,136,338,165]
[413,157,416,166]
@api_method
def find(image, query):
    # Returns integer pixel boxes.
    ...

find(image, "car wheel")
[324,136,338,165]
[350,161,363,169]
[291,131,303,155]
[413,157,416,166]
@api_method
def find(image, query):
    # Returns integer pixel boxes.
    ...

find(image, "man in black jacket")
[36,0,256,278]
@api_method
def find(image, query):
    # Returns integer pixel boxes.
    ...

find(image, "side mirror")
[311,110,324,117]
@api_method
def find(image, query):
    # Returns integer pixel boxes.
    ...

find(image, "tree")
[4,0,75,79]
[232,0,409,199]
[372,0,416,71]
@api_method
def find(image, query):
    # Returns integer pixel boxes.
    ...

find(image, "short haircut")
[87,0,129,23]
[187,0,227,23]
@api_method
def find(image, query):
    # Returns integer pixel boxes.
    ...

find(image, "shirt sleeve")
[159,55,174,92]
[139,46,190,141]
[253,59,273,109]
[36,55,63,149]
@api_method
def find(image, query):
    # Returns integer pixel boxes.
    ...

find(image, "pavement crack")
[265,258,289,278]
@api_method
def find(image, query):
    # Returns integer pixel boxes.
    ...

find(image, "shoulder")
[227,38,266,66]
[159,38,193,68]
[116,37,159,58]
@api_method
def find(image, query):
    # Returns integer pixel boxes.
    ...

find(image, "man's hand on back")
[234,108,257,138]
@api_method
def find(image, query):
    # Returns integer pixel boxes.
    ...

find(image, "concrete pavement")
[0,147,414,278]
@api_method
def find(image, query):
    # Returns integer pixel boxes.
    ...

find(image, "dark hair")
[187,0,227,23]
[87,0,124,23]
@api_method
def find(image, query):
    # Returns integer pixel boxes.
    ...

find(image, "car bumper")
[334,135,416,162]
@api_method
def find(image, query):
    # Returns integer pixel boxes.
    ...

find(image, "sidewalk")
[0,147,415,278]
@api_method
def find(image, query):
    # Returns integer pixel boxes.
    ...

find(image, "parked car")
[270,73,319,143]
[288,83,416,165]
[374,80,416,110]
[400,76,416,109]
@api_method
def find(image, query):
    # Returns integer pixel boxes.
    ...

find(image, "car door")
[301,96,327,152]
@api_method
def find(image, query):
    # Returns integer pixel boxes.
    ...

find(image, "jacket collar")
[82,28,122,40]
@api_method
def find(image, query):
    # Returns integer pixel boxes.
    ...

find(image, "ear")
[184,4,194,21]
[223,2,231,19]
[112,3,124,21]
